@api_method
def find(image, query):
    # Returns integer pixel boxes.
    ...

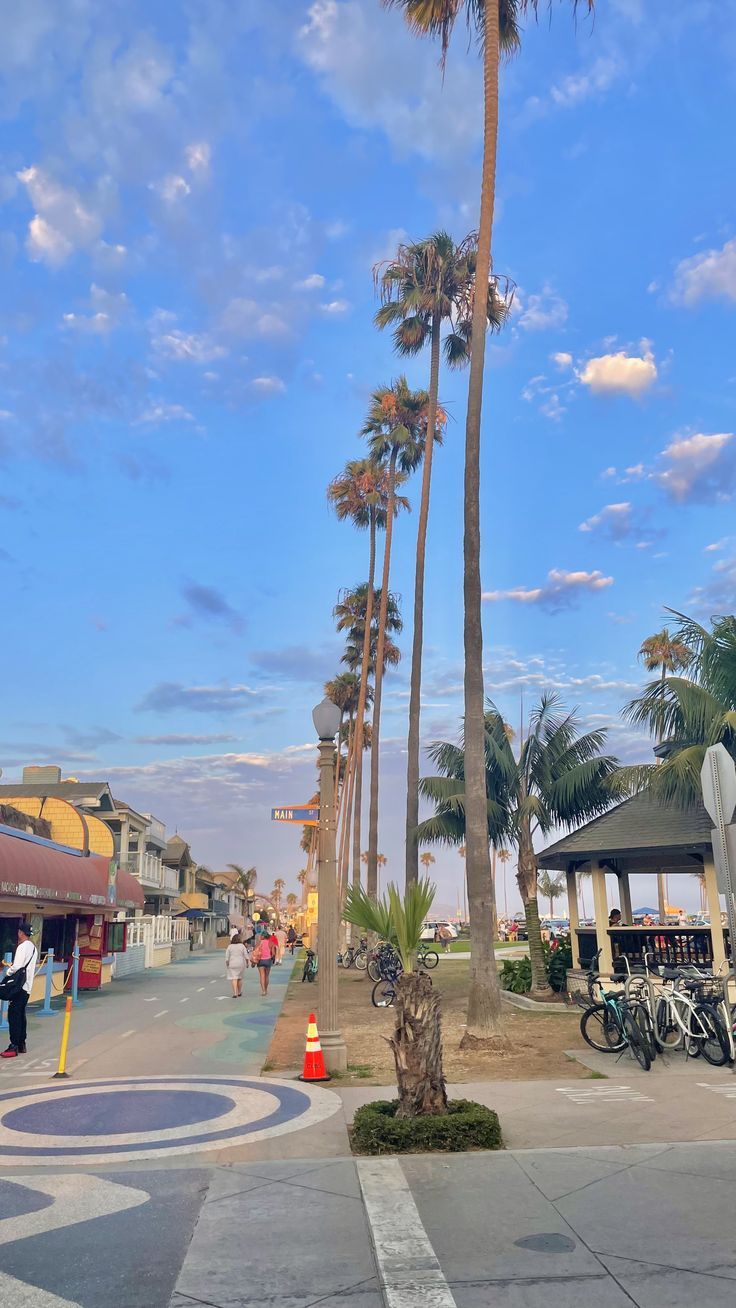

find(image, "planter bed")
[351,1097,502,1155]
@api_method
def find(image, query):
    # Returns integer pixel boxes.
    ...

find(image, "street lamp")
[312,695,348,1073]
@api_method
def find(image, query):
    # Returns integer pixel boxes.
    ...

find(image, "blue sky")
[1,0,735,912]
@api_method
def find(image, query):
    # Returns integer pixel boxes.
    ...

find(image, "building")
[0,767,179,913]
[163,835,197,896]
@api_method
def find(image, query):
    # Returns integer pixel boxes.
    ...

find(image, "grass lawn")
[442,938,526,953]
[267,958,588,1086]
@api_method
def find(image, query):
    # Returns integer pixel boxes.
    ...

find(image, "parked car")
[420,920,459,942]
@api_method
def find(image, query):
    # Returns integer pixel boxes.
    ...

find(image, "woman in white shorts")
[225,933,248,997]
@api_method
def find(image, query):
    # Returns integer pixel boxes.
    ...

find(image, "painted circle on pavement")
[0,1076,340,1166]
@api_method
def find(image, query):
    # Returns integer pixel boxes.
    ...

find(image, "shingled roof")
[538,792,713,870]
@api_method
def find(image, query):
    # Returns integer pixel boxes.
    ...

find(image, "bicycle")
[417,944,439,970]
[367,942,402,983]
[577,952,653,1070]
[641,951,730,1066]
[341,938,368,970]
[302,948,318,983]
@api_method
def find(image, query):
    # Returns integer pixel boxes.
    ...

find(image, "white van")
[420,920,459,942]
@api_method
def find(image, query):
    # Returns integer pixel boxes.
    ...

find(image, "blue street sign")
[271,806,320,825]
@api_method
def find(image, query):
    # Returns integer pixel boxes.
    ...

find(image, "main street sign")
[271,805,319,825]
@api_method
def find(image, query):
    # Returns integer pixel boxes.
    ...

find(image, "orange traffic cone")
[298,1013,331,1083]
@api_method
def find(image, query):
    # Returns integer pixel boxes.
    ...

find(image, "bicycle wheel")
[367,959,381,982]
[631,1001,657,1062]
[371,979,395,1008]
[355,951,368,971]
[420,950,439,970]
[622,1009,651,1071]
[655,997,682,1051]
[340,951,352,970]
[694,1003,730,1067]
[580,1003,625,1053]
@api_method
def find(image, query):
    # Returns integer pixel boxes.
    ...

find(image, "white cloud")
[515,286,568,332]
[150,173,191,202]
[669,238,736,306]
[185,142,211,174]
[251,376,285,394]
[137,403,194,425]
[552,351,573,369]
[655,431,735,503]
[320,299,350,315]
[153,328,227,365]
[484,568,613,613]
[689,554,736,615]
[299,0,481,162]
[17,165,101,266]
[219,298,290,338]
[62,284,128,334]
[294,273,325,290]
[550,55,623,108]
[579,503,633,539]
[578,345,657,396]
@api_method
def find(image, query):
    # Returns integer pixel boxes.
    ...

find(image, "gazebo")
[538,792,723,975]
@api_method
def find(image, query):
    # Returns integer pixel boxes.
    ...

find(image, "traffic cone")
[298,1013,331,1083]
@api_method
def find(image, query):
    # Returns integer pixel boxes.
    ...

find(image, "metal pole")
[53,996,73,1078]
[316,737,347,1072]
[39,947,56,1017]
[71,946,81,1006]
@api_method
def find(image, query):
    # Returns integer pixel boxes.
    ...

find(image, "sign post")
[701,745,736,1046]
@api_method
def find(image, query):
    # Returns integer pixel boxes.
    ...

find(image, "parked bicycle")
[367,942,402,983]
[340,938,368,970]
[302,948,318,983]
[640,950,730,1066]
[577,951,655,1070]
[417,943,439,970]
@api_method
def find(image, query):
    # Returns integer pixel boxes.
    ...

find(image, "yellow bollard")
[53,996,73,1079]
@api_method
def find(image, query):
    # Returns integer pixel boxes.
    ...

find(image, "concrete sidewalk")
[170,1143,736,1307]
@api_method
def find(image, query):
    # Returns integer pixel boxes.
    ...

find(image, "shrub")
[500,934,572,994]
[351,1098,502,1155]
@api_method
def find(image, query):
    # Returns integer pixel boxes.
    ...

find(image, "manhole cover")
[515,1233,576,1253]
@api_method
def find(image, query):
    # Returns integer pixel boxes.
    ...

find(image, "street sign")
[700,743,736,827]
[271,805,319,826]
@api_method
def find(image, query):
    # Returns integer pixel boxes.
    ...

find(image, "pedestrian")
[286,925,298,955]
[0,922,37,1058]
[251,932,276,995]
[438,924,452,954]
[275,924,287,965]
[225,933,248,998]
[229,924,240,941]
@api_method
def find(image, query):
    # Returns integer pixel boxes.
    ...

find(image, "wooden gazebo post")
[703,852,727,972]
[591,861,613,975]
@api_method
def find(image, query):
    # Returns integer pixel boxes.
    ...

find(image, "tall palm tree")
[375,231,507,889]
[420,851,436,873]
[419,692,618,996]
[271,878,285,914]
[384,0,593,1040]
[626,613,736,806]
[377,852,388,895]
[363,378,429,901]
[497,847,510,916]
[227,864,257,897]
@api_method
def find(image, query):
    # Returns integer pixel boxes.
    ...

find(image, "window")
[105,921,127,953]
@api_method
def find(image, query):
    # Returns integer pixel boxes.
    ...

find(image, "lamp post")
[312,695,348,1073]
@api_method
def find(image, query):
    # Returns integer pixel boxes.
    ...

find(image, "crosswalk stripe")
[358,1158,457,1307]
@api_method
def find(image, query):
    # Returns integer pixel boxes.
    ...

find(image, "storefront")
[0,821,144,993]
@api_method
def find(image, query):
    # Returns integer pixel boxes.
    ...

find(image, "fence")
[112,914,191,975]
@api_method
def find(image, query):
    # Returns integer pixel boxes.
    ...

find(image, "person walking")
[274,925,287,965]
[438,924,453,954]
[252,932,276,995]
[224,933,248,998]
[1,922,37,1058]
[286,925,298,955]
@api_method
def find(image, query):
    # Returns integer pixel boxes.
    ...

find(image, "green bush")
[351,1098,502,1155]
[500,934,572,994]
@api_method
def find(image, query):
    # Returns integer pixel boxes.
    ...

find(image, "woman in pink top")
[252,933,276,995]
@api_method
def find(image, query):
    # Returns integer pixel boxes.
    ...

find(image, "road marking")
[0,1175,148,1246]
[180,997,189,1003]
[118,1029,136,1040]
[209,979,217,984]
[357,1157,457,1307]
[153,1010,168,1018]
[0,1270,79,1305]
[196,987,205,992]
[216,996,228,1002]
[698,1082,736,1100]
[556,1085,653,1105]
[142,997,159,1002]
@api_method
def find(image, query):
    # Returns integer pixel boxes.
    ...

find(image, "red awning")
[0,824,144,912]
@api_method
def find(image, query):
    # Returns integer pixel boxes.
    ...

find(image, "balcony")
[121,854,179,896]
[143,814,167,848]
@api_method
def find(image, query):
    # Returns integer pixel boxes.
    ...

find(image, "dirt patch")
[266,960,589,1084]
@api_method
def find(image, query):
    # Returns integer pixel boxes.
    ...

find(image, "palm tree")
[297,868,307,905]
[537,870,565,920]
[272,878,285,914]
[420,851,436,873]
[344,878,446,1116]
[377,852,388,895]
[286,892,298,917]
[375,231,507,889]
[419,692,618,996]
[227,864,257,899]
[363,378,430,901]
[384,0,592,1041]
[497,847,510,916]
[626,613,736,806]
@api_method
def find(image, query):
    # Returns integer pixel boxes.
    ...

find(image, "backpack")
[0,947,36,999]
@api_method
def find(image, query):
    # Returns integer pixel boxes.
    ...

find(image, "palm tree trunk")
[517,823,551,996]
[367,449,398,901]
[352,510,377,891]
[405,312,442,889]
[337,718,355,901]
[462,0,504,1044]
[391,971,448,1117]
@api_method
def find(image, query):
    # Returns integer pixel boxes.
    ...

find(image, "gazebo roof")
[538,792,713,871]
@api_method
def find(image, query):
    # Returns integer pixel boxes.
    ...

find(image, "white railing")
[163,865,180,895]
[140,852,164,887]
[121,914,189,965]
[144,815,167,847]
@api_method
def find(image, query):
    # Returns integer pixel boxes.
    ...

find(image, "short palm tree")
[362,378,430,901]
[385,0,593,1042]
[419,693,618,997]
[343,878,447,1116]
[375,231,507,889]
[497,847,511,916]
[420,851,436,872]
[625,613,736,806]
